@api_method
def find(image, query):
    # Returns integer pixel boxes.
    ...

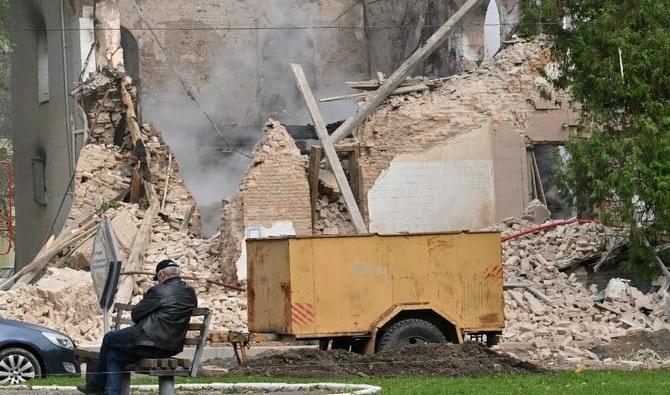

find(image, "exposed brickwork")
[219,120,312,282]
[219,192,245,283]
[240,121,311,234]
[356,40,574,219]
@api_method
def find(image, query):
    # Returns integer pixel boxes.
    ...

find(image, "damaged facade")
[10,0,526,267]
[223,40,578,281]
[3,0,668,371]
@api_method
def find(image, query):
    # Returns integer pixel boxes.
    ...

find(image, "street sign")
[91,218,122,310]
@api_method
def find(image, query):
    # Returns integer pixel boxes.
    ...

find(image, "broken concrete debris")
[3,38,667,370]
[522,199,552,225]
[0,72,246,344]
[500,217,669,366]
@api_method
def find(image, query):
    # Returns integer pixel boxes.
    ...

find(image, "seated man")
[78,260,198,395]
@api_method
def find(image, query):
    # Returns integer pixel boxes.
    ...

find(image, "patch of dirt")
[591,330,670,360]
[228,343,542,377]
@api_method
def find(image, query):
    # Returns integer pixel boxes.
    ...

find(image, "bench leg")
[120,372,131,395]
[158,376,176,395]
[84,360,96,385]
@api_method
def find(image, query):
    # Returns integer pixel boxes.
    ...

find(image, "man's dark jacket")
[129,277,198,353]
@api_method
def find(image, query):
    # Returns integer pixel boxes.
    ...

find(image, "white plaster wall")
[235,221,296,281]
[368,127,497,233]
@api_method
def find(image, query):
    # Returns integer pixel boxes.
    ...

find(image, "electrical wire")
[31,21,563,32]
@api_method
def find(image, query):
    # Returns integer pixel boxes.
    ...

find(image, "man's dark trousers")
[89,327,174,395]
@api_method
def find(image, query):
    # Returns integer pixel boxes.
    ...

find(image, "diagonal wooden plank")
[291,64,368,233]
[330,0,482,143]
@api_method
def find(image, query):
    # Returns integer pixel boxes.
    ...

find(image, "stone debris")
[522,199,552,224]
[219,120,312,283]
[1,72,246,345]
[0,268,101,344]
[500,218,670,366]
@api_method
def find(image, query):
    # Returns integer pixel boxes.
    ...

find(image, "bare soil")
[591,330,670,360]
[227,342,542,378]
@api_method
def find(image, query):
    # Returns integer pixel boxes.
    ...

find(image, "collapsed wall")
[220,121,312,283]
[499,218,670,366]
[356,40,576,233]
[0,72,246,344]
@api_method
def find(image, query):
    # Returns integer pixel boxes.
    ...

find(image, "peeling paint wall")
[359,41,577,233]
[368,127,496,233]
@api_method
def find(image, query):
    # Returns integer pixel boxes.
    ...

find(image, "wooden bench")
[75,303,212,395]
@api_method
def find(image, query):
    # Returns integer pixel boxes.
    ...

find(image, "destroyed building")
[5,0,668,371]
[10,0,521,266]
[223,40,578,281]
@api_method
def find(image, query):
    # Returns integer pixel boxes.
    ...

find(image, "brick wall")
[357,41,574,220]
[240,121,311,235]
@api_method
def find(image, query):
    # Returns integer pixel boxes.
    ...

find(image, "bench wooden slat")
[75,349,99,360]
[184,338,200,346]
[188,323,205,331]
[114,303,134,311]
[191,308,209,316]
[114,317,134,326]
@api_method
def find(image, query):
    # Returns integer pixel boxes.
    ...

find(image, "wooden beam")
[129,164,142,204]
[115,199,160,304]
[330,0,482,143]
[319,84,430,103]
[307,146,323,233]
[531,150,547,205]
[120,79,144,147]
[180,203,196,232]
[291,64,368,233]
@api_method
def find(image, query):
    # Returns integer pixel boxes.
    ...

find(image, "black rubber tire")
[0,347,42,384]
[377,319,447,351]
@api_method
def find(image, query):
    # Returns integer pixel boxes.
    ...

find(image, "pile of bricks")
[1,72,248,344]
[499,218,670,366]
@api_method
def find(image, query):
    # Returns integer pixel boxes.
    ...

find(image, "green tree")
[521,1,670,276]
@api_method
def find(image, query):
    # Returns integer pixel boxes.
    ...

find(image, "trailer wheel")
[377,318,446,351]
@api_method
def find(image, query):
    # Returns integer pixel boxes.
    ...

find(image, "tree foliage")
[521,1,670,277]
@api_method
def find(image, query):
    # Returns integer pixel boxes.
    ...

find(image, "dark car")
[0,318,80,385]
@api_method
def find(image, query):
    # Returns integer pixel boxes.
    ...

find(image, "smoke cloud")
[142,1,367,234]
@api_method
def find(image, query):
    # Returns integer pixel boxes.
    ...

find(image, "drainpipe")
[59,0,75,227]
[59,0,74,175]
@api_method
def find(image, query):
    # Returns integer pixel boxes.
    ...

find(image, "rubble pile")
[500,218,670,365]
[314,168,354,235]
[1,72,246,344]
[0,268,102,344]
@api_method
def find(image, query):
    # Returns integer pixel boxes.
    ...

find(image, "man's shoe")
[76,383,104,394]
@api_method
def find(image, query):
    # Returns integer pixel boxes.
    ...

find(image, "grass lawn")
[31,370,670,394]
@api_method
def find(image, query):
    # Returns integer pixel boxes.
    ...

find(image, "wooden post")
[120,79,144,147]
[115,200,160,304]
[307,146,323,232]
[180,203,196,232]
[129,164,142,204]
[291,64,368,233]
[329,0,482,143]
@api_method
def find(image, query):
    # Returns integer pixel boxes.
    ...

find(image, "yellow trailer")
[247,231,503,354]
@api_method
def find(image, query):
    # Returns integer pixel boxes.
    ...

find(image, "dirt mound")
[591,330,670,360]
[230,343,542,377]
